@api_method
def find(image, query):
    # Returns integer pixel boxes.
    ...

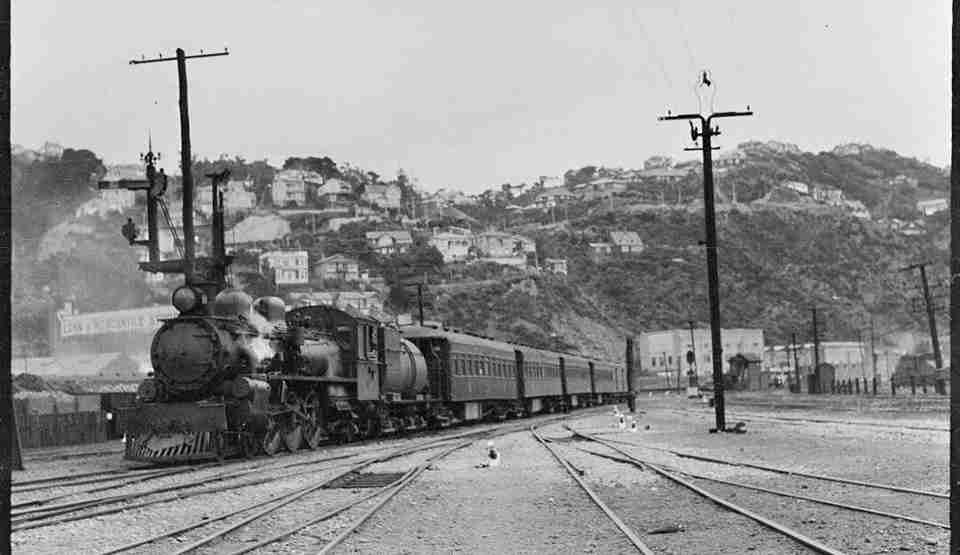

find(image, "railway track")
[669,407,948,432]
[13,410,592,554]
[95,415,560,554]
[535,422,848,554]
[548,424,948,553]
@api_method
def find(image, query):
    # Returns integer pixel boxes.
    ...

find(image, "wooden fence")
[14,395,108,449]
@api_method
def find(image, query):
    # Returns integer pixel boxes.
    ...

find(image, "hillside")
[430,203,946,359]
[11,140,950,362]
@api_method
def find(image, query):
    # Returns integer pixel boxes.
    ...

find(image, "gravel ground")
[11,399,948,554]
[333,424,637,554]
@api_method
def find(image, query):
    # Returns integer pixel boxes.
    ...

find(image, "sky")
[13,1,950,193]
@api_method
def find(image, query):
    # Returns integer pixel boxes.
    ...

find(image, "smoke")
[245,308,281,364]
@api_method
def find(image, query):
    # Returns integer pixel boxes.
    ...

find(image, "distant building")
[363,183,403,210]
[764,341,888,383]
[534,187,574,209]
[259,250,309,285]
[781,181,809,195]
[271,169,323,207]
[811,185,844,205]
[473,231,534,258]
[544,258,568,275]
[579,179,629,201]
[429,231,473,262]
[313,254,361,283]
[608,231,644,254]
[366,230,414,255]
[197,180,257,216]
[589,242,613,259]
[917,198,948,216]
[639,167,689,183]
[637,328,765,378]
[316,178,353,206]
[287,290,384,315]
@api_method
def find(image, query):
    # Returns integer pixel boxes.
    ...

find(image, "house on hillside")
[313,254,360,283]
[259,250,309,285]
[578,179,629,201]
[811,185,844,206]
[471,231,534,266]
[609,231,644,254]
[534,187,574,209]
[363,183,403,210]
[316,178,353,207]
[365,230,414,255]
[429,231,473,262]
[917,198,948,216]
[639,167,688,183]
[781,181,809,195]
[197,180,257,216]
[589,242,613,261]
[271,169,323,207]
[544,258,568,275]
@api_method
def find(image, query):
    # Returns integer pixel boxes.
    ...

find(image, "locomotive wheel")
[303,423,322,450]
[262,428,284,456]
[283,426,304,452]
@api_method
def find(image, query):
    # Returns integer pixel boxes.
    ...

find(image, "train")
[119,286,635,463]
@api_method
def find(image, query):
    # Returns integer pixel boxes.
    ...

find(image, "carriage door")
[559,357,568,400]
[588,361,597,397]
[514,350,526,400]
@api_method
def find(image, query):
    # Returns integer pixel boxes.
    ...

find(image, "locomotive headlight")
[172,286,205,313]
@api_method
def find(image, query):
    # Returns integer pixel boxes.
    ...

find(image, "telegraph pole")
[811,307,821,393]
[901,262,943,369]
[950,0,959,544]
[659,79,752,431]
[404,282,425,325]
[791,332,801,393]
[1,0,11,548]
[130,47,229,286]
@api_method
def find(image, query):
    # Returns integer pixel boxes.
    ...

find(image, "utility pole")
[688,320,698,378]
[404,282,425,325]
[791,332,801,393]
[659,77,752,432]
[900,262,943,369]
[1,1,11,550]
[811,307,821,393]
[130,47,229,292]
[950,2,959,544]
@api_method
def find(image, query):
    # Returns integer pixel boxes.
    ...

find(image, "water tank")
[383,339,428,395]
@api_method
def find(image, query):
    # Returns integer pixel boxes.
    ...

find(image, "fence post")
[891,380,897,396]
[873,376,878,395]
[910,375,917,395]
[855,379,860,394]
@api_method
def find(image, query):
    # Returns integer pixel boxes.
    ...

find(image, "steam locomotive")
[120,286,633,463]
